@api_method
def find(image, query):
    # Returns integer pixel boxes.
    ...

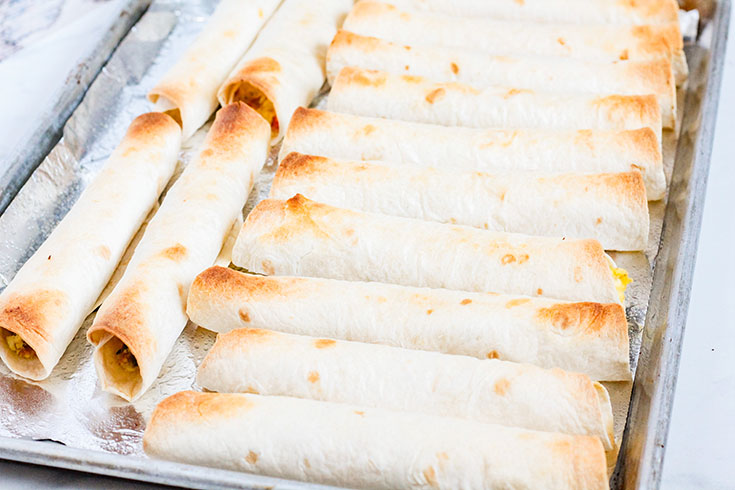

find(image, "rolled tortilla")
[232,195,629,304]
[280,108,666,199]
[87,103,270,401]
[144,391,609,490]
[326,30,676,128]
[217,0,351,141]
[328,68,664,137]
[271,153,650,251]
[0,113,181,380]
[380,0,680,25]
[344,2,687,84]
[148,0,281,139]
[198,327,616,449]
[188,267,630,380]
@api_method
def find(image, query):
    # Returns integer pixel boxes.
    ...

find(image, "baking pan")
[0,0,730,488]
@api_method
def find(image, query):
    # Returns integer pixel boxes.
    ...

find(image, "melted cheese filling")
[6,334,36,359]
[116,345,138,372]
[611,266,632,303]
[231,83,278,137]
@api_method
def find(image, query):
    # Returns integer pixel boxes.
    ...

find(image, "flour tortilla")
[148,0,281,139]
[86,103,270,401]
[328,68,664,138]
[344,2,687,84]
[280,108,666,199]
[217,0,351,141]
[379,0,680,25]
[326,30,676,128]
[271,153,649,251]
[198,327,616,449]
[0,113,181,380]
[232,195,627,304]
[187,267,630,381]
[144,391,609,489]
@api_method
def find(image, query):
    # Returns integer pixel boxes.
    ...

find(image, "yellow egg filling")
[6,334,36,359]
[115,345,139,372]
[611,266,632,303]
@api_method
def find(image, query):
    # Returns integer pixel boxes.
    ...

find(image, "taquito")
[198,327,616,448]
[328,68,664,136]
[231,195,629,304]
[148,0,281,139]
[280,108,666,199]
[187,267,630,381]
[380,0,679,25]
[0,113,181,380]
[326,30,676,128]
[87,103,269,401]
[218,0,351,141]
[271,153,650,251]
[144,391,609,490]
[344,1,687,84]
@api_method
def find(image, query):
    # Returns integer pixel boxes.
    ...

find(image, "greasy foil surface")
[0,0,693,471]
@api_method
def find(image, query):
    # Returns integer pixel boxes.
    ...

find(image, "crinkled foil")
[0,0,696,477]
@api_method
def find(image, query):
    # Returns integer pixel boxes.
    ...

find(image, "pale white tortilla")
[0,113,181,380]
[271,153,650,251]
[344,2,687,84]
[328,67,663,139]
[232,195,627,304]
[280,108,666,199]
[144,391,609,489]
[86,103,270,401]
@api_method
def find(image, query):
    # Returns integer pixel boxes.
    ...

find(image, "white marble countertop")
[0,2,733,489]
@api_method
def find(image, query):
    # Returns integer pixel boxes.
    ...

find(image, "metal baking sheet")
[0,0,730,488]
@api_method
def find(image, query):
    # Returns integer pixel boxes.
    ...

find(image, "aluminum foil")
[0,0,693,478]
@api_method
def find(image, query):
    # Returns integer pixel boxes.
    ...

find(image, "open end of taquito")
[147,92,184,129]
[0,327,44,380]
[88,330,143,401]
[218,58,281,139]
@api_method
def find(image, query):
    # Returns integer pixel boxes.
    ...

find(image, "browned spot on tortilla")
[261,260,275,275]
[426,309,434,315]
[514,0,524,4]
[307,371,320,383]
[518,254,529,264]
[619,49,629,60]
[574,267,584,283]
[343,68,386,87]
[505,298,530,308]
[486,350,499,359]
[537,302,625,334]
[354,410,365,416]
[314,338,336,349]
[596,217,603,225]
[405,65,410,70]
[450,62,459,74]
[537,288,544,295]
[557,37,566,46]
[361,124,377,135]
[423,466,438,487]
[96,245,111,260]
[245,386,259,394]
[237,57,281,75]
[494,378,511,396]
[239,309,251,323]
[503,88,529,99]
[245,451,258,464]
[425,88,446,104]
[160,244,187,261]
[501,254,516,265]
[460,299,472,305]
